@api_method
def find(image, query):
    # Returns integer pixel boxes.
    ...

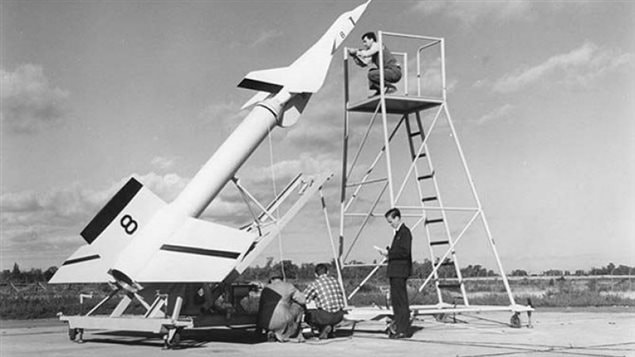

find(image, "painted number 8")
[120,214,138,235]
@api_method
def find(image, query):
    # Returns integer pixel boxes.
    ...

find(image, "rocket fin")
[134,217,255,283]
[49,178,167,283]
[238,67,289,93]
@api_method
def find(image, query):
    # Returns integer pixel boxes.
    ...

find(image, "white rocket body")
[50,1,371,289]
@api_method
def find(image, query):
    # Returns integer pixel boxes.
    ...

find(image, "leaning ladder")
[403,112,469,305]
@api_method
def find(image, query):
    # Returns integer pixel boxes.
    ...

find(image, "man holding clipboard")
[377,208,412,339]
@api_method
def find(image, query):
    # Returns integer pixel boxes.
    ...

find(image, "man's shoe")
[384,85,397,94]
[385,321,397,335]
[266,331,277,342]
[389,332,408,339]
[318,325,333,340]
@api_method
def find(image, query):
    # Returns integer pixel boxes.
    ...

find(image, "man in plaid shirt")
[303,264,346,339]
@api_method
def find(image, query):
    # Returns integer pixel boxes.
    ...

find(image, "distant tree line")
[509,263,634,277]
[2,261,632,284]
[0,263,58,283]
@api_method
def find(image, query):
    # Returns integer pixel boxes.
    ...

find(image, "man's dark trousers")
[390,276,409,334]
[387,222,412,335]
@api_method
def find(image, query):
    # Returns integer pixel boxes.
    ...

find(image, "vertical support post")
[416,48,421,97]
[320,188,348,308]
[441,38,447,102]
[403,53,408,96]
[378,31,395,206]
[340,51,351,260]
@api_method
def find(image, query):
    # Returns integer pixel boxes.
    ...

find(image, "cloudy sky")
[2,0,633,274]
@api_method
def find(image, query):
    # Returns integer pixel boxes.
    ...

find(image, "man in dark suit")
[383,208,412,339]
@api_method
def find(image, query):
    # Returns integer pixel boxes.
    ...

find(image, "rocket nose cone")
[346,0,371,26]
[332,0,372,51]
[351,0,372,22]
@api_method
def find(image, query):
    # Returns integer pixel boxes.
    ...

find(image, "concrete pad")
[1,308,634,356]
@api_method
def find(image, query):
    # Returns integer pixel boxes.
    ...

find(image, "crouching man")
[303,264,346,339]
[257,275,306,342]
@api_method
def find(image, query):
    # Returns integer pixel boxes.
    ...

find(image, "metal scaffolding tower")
[337,31,532,319]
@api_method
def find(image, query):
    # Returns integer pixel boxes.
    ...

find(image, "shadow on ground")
[88,326,358,349]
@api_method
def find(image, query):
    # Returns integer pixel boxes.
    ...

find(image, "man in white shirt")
[348,31,402,96]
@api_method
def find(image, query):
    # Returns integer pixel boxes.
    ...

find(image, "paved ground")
[2,308,634,357]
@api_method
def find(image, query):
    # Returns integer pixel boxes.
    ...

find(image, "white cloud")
[150,156,176,170]
[1,64,70,133]
[130,172,189,202]
[475,104,515,125]
[249,29,284,48]
[1,224,81,266]
[2,185,103,226]
[202,196,249,222]
[228,29,284,50]
[412,0,533,26]
[492,42,635,93]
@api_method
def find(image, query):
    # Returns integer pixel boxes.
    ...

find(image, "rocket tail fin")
[238,67,289,94]
[49,178,167,283]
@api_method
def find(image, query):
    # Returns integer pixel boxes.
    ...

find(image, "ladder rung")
[425,218,444,225]
[421,196,438,202]
[430,240,450,246]
[437,283,462,289]
[417,172,435,180]
[409,131,421,137]
[439,260,454,267]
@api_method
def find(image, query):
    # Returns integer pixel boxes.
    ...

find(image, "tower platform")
[347,94,443,115]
